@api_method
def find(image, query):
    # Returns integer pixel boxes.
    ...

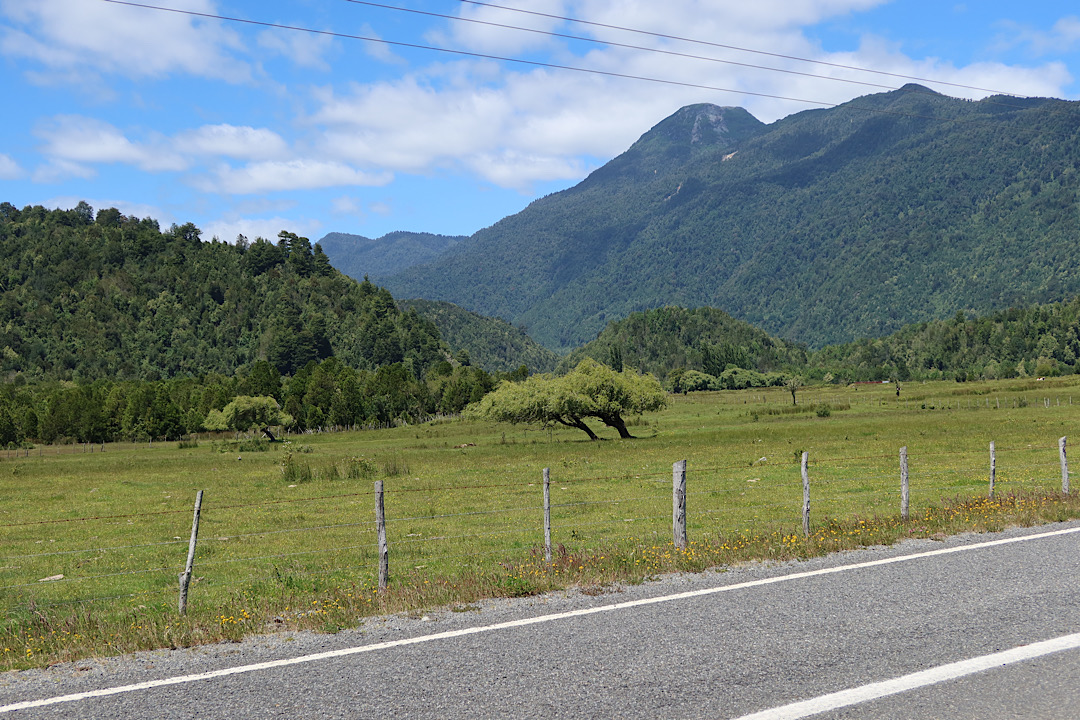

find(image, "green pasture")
[4,376,1080,669]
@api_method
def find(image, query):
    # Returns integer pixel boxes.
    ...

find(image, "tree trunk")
[599,413,634,439]
[559,417,599,441]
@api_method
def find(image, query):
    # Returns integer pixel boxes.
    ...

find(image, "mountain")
[318,230,464,279]
[0,203,446,382]
[399,299,559,374]
[375,87,1080,352]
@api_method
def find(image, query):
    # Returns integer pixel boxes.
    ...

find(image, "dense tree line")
[0,357,510,447]
[0,202,516,447]
[808,300,1080,383]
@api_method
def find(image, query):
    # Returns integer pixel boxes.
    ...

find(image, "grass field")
[4,376,1080,670]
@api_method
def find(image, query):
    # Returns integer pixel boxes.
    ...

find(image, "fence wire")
[5,438,1077,613]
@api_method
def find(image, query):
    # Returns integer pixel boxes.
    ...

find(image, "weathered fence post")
[989,441,996,499]
[543,467,552,563]
[900,446,909,520]
[178,489,204,615]
[673,460,687,549]
[375,480,389,590]
[1060,437,1069,495]
[801,451,810,538]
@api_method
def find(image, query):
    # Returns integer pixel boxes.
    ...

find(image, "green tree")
[467,358,666,440]
[467,372,600,440]
[206,395,292,436]
[562,358,667,438]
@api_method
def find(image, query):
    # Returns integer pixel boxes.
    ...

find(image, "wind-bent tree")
[466,372,599,439]
[467,358,667,440]
[205,395,292,438]
[562,358,667,438]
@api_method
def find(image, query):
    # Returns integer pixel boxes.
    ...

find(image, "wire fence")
[1,436,1074,615]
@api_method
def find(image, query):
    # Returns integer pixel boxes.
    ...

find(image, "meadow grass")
[3,376,1080,669]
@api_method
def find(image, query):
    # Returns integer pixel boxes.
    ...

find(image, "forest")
[0,203,506,446]
[4,200,1080,449]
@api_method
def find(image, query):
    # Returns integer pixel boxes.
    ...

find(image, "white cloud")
[32,158,96,184]
[998,16,1080,57]
[174,125,289,161]
[297,0,1079,194]
[355,24,405,65]
[0,153,23,180]
[35,116,188,172]
[202,215,323,243]
[202,160,393,195]
[0,0,250,83]
[331,195,363,215]
[257,26,334,71]
[428,0,569,56]
[467,151,587,189]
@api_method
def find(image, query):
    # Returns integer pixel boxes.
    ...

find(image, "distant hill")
[399,299,559,373]
[558,305,807,380]
[377,87,1080,351]
[810,298,1080,382]
[0,203,446,382]
[318,230,464,279]
[562,299,1080,386]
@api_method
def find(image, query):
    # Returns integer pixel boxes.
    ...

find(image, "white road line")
[3,524,1079,714]
[730,631,1080,720]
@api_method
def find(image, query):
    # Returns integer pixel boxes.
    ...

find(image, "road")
[2,522,1079,719]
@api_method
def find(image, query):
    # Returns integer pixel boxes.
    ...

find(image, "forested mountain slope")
[0,203,445,383]
[319,230,464,279]
[558,305,807,380]
[379,87,1080,351]
[399,299,559,373]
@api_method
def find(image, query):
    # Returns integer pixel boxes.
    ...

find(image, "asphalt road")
[2,522,1079,719]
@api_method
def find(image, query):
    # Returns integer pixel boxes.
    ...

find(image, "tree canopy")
[0,204,445,382]
[205,395,292,434]
[467,358,666,440]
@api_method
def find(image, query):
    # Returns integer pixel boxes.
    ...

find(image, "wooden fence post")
[673,460,687,549]
[989,441,996,499]
[801,452,810,538]
[543,467,552,563]
[900,446,909,520]
[1060,437,1069,495]
[375,480,389,590]
[178,489,204,615]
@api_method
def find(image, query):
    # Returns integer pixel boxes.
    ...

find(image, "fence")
[1,435,1074,618]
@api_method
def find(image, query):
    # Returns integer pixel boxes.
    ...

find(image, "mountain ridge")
[346,86,1079,351]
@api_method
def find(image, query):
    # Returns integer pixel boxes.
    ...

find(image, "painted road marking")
[3,524,1079,714]
[730,631,1080,720]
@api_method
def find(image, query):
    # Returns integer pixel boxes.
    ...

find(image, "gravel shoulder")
[2,520,1075,709]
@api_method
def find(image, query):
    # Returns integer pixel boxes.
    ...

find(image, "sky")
[1,0,1078,244]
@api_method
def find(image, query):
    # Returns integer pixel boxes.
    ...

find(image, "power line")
[93,0,966,125]
[342,0,902,94]
[96,0,840,111]
[454,0,1024,98]
[99,0,1051,129]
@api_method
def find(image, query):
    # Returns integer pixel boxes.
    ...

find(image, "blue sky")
[1,0,1078,244]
